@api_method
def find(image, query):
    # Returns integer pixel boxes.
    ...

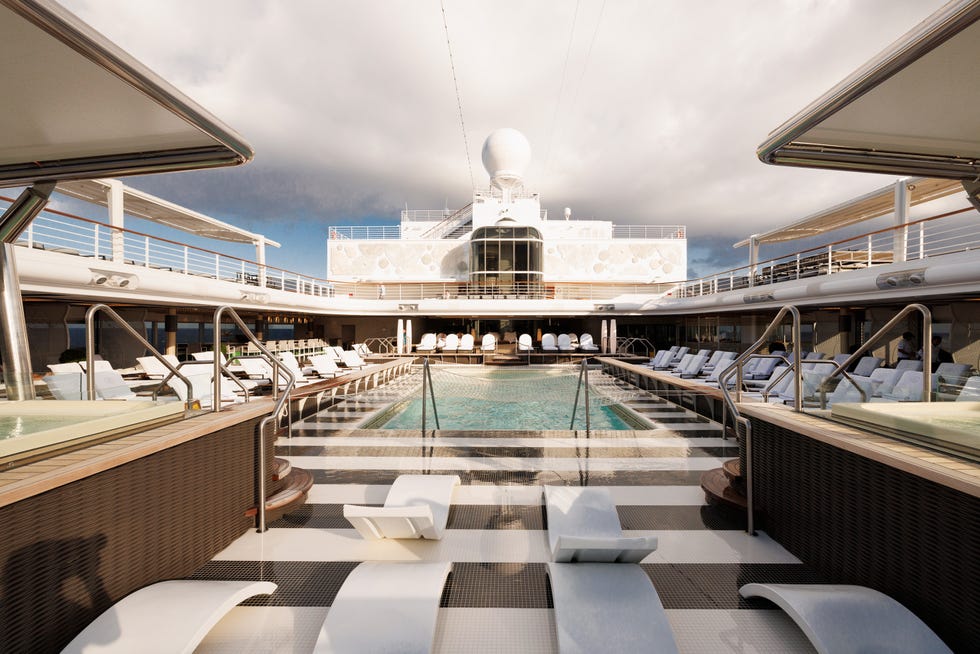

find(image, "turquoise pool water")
[380,368,635,430]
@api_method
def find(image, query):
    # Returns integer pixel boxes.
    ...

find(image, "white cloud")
[60,0,955,251]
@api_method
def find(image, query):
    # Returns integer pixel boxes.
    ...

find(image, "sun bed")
[481,333,497,351]
[544,485,657,563]
[518,333,534,351]
[578,333,599,351]
[136,354,182,380]
[343,474,460,540]
[557,333,575,351]
[541,333,558,351]
[61,579,277,654]
[739,583,952,654]
[443,333,459,352]
[416,332,438,352]
[458,333,475,352]
[549,562,679,654]
[314,562,451,654]
[340,350,368,369]
[309,353,347,378]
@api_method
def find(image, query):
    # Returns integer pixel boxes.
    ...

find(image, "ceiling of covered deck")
[757,0,980,180]
[0,0,252,187]
[56,178,281,247]
[733,177,963,247]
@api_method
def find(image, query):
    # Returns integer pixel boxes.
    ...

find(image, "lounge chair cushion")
[315,562,451,654]
[344,474,460,540]
[62,580,276,654]
[739,583,952,654]
[549,563,679,654]
[544,485,657,563]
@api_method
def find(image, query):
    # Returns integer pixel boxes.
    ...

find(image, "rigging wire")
[568,0,606,117]
[543,0,581,181]
[441,0,475,190]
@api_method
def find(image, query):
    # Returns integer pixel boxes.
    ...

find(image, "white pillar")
[748,235,760,287]
[255,236,267,287]
[600,320,608,354]
[406,320,413,355]
[396,318,404,354]
[893,178,910,263]
[107,179,125,263]
[610,319,618,355]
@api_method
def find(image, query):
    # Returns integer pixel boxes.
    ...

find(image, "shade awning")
[56,178,280,247]
[757,0,980,180]
[734,177,963,247]
[0,0,252,187]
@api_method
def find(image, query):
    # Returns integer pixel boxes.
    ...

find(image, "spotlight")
[115,277,130,287]
[92,274,108,285]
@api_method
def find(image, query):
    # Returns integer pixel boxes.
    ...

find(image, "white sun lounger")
[544,486,657,562]
[344,474,461,540]
[739,583,952,654]
[549,562,678,654]
[314,561,451,654]
[61,579,277,654]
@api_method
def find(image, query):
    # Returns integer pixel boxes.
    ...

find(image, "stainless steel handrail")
[212,305,295,533]
[420,358,440,434]
[84,303,194,407]
[569,358,592,435]
[817,303,932,408]
[717,305,802,536]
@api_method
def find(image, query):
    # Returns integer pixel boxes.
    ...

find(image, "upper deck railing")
[7,195,976,306]
[672,206,977,298]
[329,221,686,240]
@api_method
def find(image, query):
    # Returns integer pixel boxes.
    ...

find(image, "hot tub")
[831,401,980,460]
[0,400,186,465]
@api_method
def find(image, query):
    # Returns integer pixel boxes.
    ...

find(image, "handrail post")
[570,358,586,429]
[421,358,428,435]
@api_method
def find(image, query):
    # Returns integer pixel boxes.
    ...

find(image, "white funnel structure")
[481,128,531,201]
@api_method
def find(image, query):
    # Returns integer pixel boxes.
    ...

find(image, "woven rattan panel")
[0,417,262,653]
[749,417,980,653]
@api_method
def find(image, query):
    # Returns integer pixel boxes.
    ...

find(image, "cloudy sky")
[56,0,962,278]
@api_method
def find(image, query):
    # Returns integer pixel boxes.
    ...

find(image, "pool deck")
[193,370,826,652]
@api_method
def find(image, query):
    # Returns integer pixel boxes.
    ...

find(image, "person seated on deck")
[896,331,916,363]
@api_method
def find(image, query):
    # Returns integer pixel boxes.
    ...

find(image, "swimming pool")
[377,367,643,430]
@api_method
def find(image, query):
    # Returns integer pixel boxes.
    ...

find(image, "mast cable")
[441,0,475,190]
[543,0,581,181]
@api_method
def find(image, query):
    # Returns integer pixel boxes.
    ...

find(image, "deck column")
[893,179,910,263]
[107,179,126,263]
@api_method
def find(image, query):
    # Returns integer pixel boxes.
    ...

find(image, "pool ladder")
[420,358,440,434]
[570,358,592,434]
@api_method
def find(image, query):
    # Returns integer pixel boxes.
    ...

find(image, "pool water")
[0,415,85,439]
[380,368,636,430]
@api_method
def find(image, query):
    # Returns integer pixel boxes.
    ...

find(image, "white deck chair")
[956,375,980,400]
[677,353,711,378]
[443,333,459,352]
[541,333,558,351]
[314,562,450,654]
[557,333,575,351]
[458,333,475,351]
[191,351,227,364]
[340,350,367,369]
[851,356,883,378]
[47,362,83,374]
[481,333,497,351]
[166,364,242,408]
[549,562,679,654]
[416,333,438,352]
[578,333,599,351]
[655,346,688,370]
[43,372,88,400]
[932,362,972,391]
[136,354,182,380]
[544,485,657,562]
[825,376,875,405]
[568,333,580,349]
[738,583,952,654]
[517,333,534,351]
[62,580,277,654]
[309,353,346,378]
[343,474,460,540]
[278,351,315,384]
[328,346,345,363]
[876,370,924,402]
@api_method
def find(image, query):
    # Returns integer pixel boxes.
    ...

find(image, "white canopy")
[0,0,252,187]
[758,1,980,180]
[56,179,280,247]
[734,178,962,247]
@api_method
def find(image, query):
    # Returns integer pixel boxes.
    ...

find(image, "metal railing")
[328,225,401,240]
[673,206,977,298]
[418,203,474,239]
[420,358,439,434]
[817,303,932,408]
[718,305,802,536]
[611,225,686,239]
[213,306,296,533]
[569,358,593,434]
[84,303,193,407]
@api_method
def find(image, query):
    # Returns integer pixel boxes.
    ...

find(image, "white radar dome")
[481,128,531,192]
